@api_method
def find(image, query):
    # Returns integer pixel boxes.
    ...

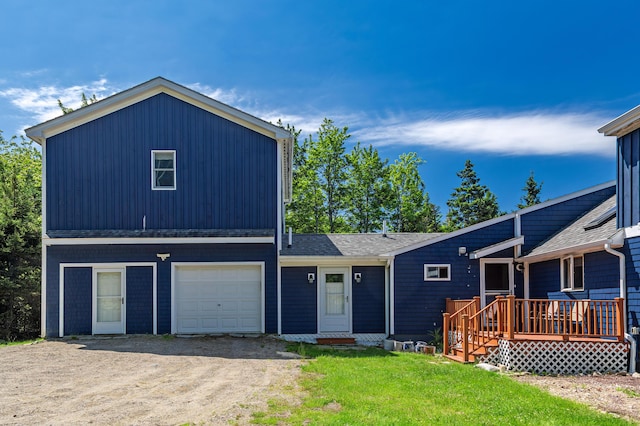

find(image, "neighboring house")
[24,77,640,372]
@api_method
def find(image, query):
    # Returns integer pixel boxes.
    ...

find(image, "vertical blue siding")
[46,93,277,231]
[126,266,154,334]
[63,268,92,335]
[393,218,515,338]
[617,129,640,228]
[625,237,640,333]
[520,185,616,254]
[281,267,317,334]
[352,266,385,333]
[46,243,277,337]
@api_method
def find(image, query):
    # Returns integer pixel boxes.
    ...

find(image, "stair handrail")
[443,297,480,357]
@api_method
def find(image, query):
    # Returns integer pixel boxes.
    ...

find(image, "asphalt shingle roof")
[280,233,443,257]
[524,195,617,258]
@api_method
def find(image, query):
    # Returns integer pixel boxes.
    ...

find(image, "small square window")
[424,264,450,281]
[152,150,176,190]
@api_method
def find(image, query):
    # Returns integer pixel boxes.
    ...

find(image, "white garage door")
[175,264,262,334]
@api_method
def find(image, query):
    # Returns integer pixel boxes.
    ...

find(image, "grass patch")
[254,344,632,425]
[618,387,640,398]
[0,338,43,347]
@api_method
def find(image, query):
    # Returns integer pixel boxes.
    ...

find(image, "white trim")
[480,258,514,307]
[58,262,157,337]
[523,261,530,300]
[390,259,395,335]
[151,150,176,191]
[280,256,389,267]
[41,142,47,337]
[317,266,352,334]
[624,224,640,239]
[560,255,584,292]
[514,213,522,258]
[25,77,292,143]
[470,236,525,260]
[598,104,640,137]
[170,262,266,334]
[92,267,126,334]
[277,257,282,335]
[385,259,391,337]
[523,236,623,264]
[44,236,274,245]
[423,264,451,281]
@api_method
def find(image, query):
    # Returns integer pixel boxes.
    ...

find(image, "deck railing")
[443,296,625,362]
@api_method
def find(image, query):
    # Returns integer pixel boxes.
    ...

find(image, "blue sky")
[1,1,639,215]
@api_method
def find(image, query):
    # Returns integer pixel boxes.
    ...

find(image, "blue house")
[25,77,640,373]
[26,77,293,338]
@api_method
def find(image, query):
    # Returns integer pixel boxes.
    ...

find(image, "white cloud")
[353,111,615,157]
[0,78,114,125]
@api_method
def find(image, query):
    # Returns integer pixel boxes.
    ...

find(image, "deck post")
[506,295,515,340]
[443,313,450,354]
[473,296,481,316]
[462,314,469,362]
[615,297,624,342]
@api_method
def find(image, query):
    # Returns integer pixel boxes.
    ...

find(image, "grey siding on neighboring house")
[46,243,277,337]
[45,93,278,232]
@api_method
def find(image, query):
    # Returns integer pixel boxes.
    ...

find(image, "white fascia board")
[44,236,274,246]
[522,238,623,264]
[279,256,389,267]
[381,213,516,257]
[469,236,525,260]
[25,77,292,143]
[598,105,640,137]
[516,181,616,216]
[624,224,640,240]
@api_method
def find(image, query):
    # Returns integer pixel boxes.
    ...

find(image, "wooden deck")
[443,296,626,366]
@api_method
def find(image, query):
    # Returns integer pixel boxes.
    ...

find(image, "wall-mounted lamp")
[156,253,171,261]
[307,273,315,284]
[458,247,467,256]
[354,272,362,284]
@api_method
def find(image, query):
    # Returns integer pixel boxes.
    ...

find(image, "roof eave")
[522,234,624,264]
[598,105,640,137]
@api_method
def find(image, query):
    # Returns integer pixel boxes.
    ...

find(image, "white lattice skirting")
[478,339,629,374]
[279,333,386,346]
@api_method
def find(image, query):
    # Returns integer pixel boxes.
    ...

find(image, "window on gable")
[152,150,176,190]
[561,255,584,291]
[424,264,451,281]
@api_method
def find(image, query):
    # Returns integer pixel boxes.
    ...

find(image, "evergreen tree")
[0,132,41,340]
[445,159,500,231]
[345,143,390,233]
[517,171,543,209]
[388,152,440,232]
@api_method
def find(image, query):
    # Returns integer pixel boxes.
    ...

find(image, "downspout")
[604,242,636,373]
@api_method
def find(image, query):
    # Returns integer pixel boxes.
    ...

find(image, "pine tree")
[445,159,500,231]
[517,171,543,209]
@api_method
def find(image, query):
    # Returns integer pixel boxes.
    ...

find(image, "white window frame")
[561,255,584,291]
[151,150,176,190]
[424,264,451,281]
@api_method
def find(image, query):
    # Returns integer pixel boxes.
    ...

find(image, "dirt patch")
[512,373,640,424]
[0,335,303,425]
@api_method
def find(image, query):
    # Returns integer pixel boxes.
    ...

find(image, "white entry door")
[93,268,125,334]
[319,268,350,333]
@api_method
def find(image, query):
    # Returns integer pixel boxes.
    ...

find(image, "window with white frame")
[561,255,584,291]
[424,264,451,281]
[152,150,176,190]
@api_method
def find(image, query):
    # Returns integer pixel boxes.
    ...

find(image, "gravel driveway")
[0,336,303,425]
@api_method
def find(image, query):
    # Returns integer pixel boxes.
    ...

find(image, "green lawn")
[253,344,633,425]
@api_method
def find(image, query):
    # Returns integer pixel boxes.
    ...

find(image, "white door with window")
[319,268,350,333]
[480,259,514,307]
[93,268,125,334]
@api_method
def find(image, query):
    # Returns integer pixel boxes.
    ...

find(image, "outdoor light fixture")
[354,272,362,284]
[458,247,467,256]
[307,273,315,284]
[156,253,171,261]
